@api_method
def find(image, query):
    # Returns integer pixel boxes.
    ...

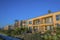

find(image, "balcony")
[33,19,41,25]
[43,17,53,24]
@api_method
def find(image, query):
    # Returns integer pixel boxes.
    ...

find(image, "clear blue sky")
[0,0,60,27]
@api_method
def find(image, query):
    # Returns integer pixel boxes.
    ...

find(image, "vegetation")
[0,26,29,36]
[0,26,60,40]
[23,27,60,40]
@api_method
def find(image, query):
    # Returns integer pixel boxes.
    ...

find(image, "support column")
[53,15,56,31]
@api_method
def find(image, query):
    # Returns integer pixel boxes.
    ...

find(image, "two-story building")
[27,11,60,32]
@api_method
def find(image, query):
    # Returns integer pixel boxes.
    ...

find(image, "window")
[56,15,60,20]
[45,17,53,24]
[56,24,60,27]
[49,17,53,23]
[29,21,32,24]
[45,26,53,30]
[33,26,38,32]
[29,27,32,32]
[29,27,32,30]
[47,26,51,30]
[34,19,40,24]
[56,24,60,28]
[36,20,40,24]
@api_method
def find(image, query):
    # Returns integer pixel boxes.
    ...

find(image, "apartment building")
[4,25,13,30]
[4,25,9,30]
[14,20,27,28]
[14,20,21,28]
[20,20,27,27]
[27,11,60,32]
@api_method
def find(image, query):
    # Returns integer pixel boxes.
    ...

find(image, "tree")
[48,10,52,13]
[20,20,23,27]
[14,20,19,28]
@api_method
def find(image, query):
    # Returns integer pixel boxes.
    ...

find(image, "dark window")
[45,26,53,30]
[33,26,38,32]
[29,27,32,30]
[56,24,60,29]
[29,27,32,33]
[56,15,60,20]
[56,24,60,27]
[29,21,32,24]
[36,20,40,24]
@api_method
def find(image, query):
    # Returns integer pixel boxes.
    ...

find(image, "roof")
[27,11,60,21]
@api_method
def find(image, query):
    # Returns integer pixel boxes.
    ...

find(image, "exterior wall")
[14,20,27,29]
[4,25,14,30]
[20,20,27,28]
[22,20,27,27]
[4,25,9,30]
[14,20,21,28]
[27,11,60,32]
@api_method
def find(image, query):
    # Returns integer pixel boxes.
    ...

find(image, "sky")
[0,0,60,28]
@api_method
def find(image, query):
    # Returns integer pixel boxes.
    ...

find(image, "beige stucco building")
[27,11,60,32]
